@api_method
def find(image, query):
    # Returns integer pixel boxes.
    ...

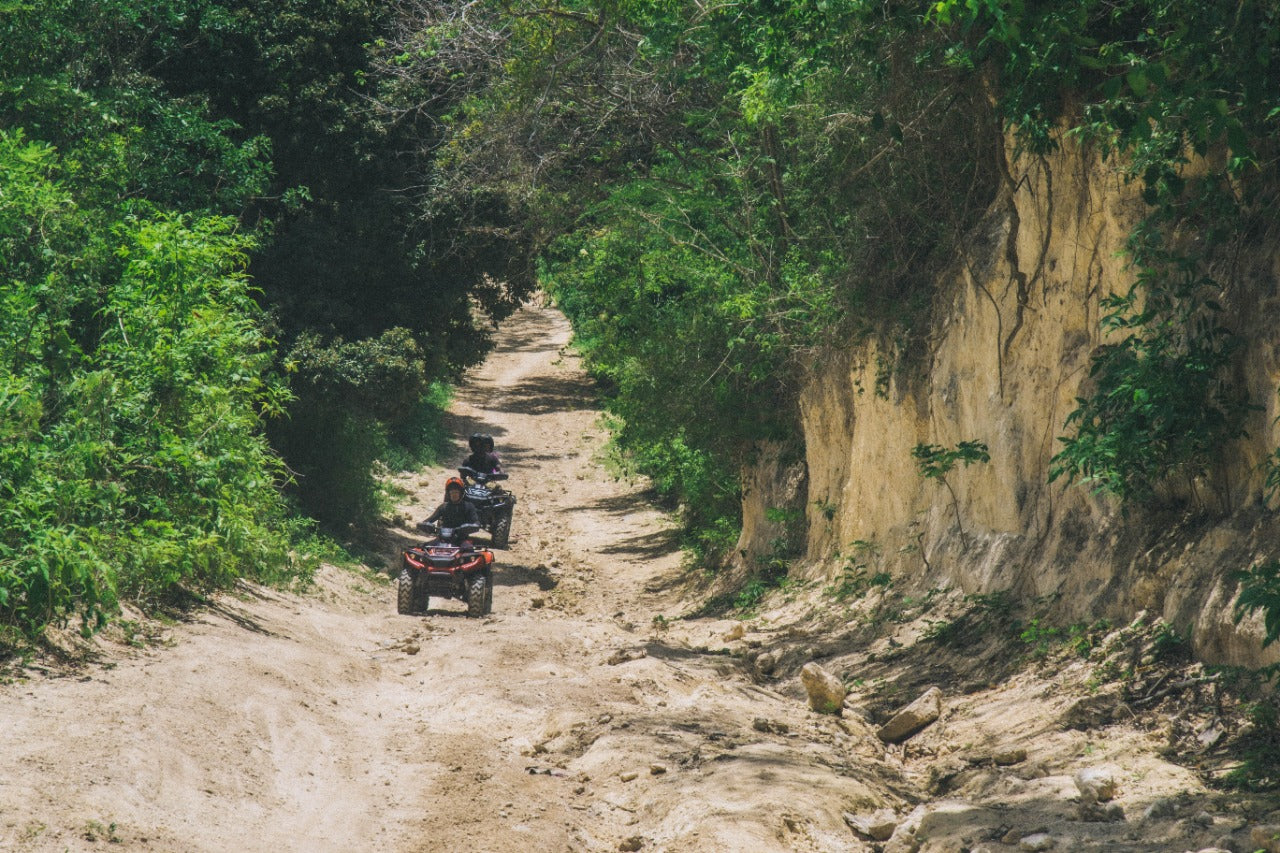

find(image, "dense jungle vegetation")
[3,0,1280,643]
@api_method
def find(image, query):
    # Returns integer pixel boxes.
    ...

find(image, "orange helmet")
[444,476,466,499]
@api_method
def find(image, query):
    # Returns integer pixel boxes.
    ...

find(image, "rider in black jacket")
[423,477,479,532]
[462,433,502,476]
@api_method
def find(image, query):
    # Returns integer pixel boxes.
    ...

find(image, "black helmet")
[468,433,483,452]
[481,434,495,453]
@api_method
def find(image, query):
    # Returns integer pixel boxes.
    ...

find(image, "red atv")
[399,523,494,617]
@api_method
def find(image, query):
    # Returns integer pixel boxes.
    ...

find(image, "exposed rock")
[619,770,639,782]
[1197,725,1224,750]
[752,717,789,734]
[1078,801,1125,822]
[994,748,1028,766]
[1015,760,1050,780]
[1019,832,1055,851]
[882,805,926,853]
[607,648,647,666]
[1061,692,1124,730]
[618,836,644,852]
[649,763,666,775]
[844,808,898,841]
[754,650,779,676]
[877,686,943,743]
[1073,766,1119,804]
[924,758,968,796]
[800,662,846,715]
[914,801,999,847]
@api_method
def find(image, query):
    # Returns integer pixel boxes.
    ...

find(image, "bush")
[0,131,300,638]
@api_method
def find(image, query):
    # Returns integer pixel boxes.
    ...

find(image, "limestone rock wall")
[741,137,1280,668]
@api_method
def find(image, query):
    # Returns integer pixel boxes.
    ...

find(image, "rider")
[420,476,480,539]
[462,433,503,477]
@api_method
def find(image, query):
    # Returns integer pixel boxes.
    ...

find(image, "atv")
[458,466,516,549]
[399,523,494,617]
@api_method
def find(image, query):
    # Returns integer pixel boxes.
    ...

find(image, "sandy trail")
[1,303,1258,853]
[0,304,893,852]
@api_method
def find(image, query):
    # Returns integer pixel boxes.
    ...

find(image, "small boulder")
[877,686,943,743]
[1078,801,1125,822]
[1019,832,1055,851]
[754,650,779,676]
[1253,825,1280,853]
[753,717,789,735]
[994,748,1028,766]
[844,808,898,841]
[800,662,847,715]
[1073,766,1119,804]
[1142,797,1177,821]
[607,648,647,666]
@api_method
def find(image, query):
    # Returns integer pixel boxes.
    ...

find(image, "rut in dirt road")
[0,302,905,853]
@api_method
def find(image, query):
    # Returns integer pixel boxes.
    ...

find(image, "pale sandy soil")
[0,303,1271,853]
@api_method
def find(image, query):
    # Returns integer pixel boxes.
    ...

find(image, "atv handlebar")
[458,466,508,483]
[415,521,481,541]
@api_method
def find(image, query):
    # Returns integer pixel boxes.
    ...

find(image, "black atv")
[458,466,516,549]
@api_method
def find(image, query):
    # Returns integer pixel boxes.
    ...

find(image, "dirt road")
[0,304,898,852]
[2,303,1263,853]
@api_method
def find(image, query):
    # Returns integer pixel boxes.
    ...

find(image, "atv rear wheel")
[491,511,511,549]
[466,573,489,618]
[397,568,416,615]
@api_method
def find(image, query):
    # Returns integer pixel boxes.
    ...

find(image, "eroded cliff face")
[741,137,1280,668]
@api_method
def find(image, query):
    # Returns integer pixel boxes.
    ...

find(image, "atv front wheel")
[491,511,511,549]
[413,574,429,613]
[482,574,493,615]
[466,573,489,618]
[397,568,416,615]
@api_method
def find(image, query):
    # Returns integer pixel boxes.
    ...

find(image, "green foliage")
[413,0,997,557]
[1264,390,1280,509]
[1049,237,1251,502]
[0,130,301,639]
[912,441,992,481]
[271,329,437,527]
[825,540,891,602]
[735,534,800,614]
[1210,664,1280,792]
[912,440,990,549]
[921,590,1016,648]
[1019,617,1113,660]
[1234,559,1280,648]
[929,0,1279,507]
[0,0,532,528]
[929,0,1280,165]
